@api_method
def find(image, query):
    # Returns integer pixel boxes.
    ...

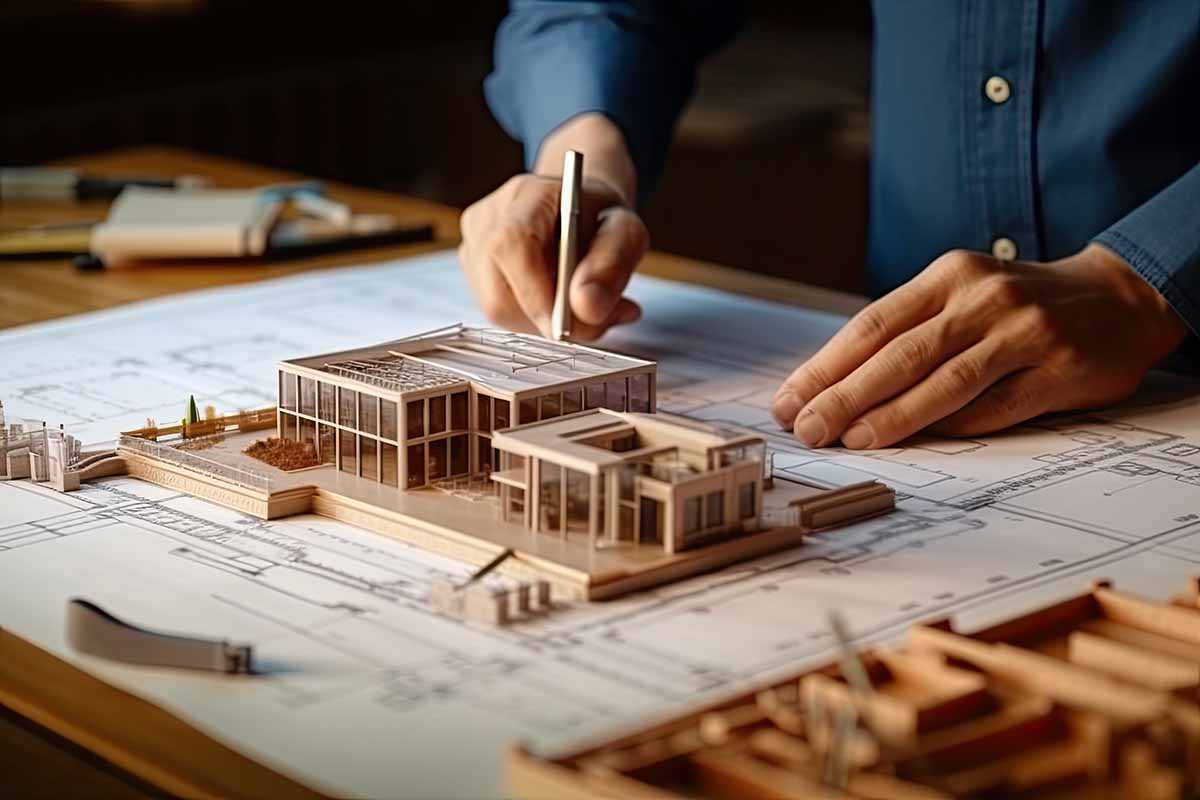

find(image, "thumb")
[569,207,649,326]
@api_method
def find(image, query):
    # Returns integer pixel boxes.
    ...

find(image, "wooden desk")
[0,147,865,799]
[0,146,864,331]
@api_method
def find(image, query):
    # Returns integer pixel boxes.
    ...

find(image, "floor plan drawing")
[4,250,1200,797]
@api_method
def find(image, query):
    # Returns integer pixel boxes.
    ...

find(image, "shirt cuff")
[1092,161,1200,340]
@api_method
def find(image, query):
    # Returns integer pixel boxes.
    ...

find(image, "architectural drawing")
[14,320,890,600]
[3,251,1200,797]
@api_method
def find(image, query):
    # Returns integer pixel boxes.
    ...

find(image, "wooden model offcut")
[510,577,1200,799]
[7,325,894,604]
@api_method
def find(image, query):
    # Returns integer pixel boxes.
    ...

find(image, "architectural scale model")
[509,576,1200,799]
[0,324,895,605]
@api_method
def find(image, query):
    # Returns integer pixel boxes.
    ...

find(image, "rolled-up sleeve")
[1094,161,1200,337]
[485,0,743,203]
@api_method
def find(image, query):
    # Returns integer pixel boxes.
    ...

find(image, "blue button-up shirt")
[485,1,1200,335]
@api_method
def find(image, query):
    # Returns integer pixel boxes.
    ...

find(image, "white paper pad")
[4,250,1200,797]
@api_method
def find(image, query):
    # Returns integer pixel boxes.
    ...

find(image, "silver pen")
[551,150,583,341]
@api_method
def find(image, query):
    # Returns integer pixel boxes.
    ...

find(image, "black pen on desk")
[550,150,583,342]
[67,219,435,270]
[0,167,208,203]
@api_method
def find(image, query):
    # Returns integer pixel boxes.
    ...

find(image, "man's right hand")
[458,113,648,341]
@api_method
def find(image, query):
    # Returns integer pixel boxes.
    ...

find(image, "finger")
[789,313,976,447]
[459,242,539,334]
[929,368,1058,437]
[568,298,643,342]
[488,183,559,336]
[837,338,1023,449]
[570,207,649,326]
[771,277,948,428]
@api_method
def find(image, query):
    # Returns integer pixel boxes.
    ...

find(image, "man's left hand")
[771,244,1188,449]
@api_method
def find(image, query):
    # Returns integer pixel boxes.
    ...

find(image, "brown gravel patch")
[244,437,319,471]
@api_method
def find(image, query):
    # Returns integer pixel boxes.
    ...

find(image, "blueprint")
[4,250,1200,797]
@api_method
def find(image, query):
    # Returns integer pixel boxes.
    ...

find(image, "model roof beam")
[426,343,605,375]
[474,330,616,365]
[320,358,465,393]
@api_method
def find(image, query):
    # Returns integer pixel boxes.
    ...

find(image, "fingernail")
[771,390,804,429]
[841,421,874,449]
[793,408,827,447]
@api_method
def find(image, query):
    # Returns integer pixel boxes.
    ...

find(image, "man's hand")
[771,245,1188,449]
[458,114,648,341]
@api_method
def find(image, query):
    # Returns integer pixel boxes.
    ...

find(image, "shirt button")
[984,75,1011,104]
[991,237,1018,261]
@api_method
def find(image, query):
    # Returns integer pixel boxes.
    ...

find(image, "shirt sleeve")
[484,0,744,204]
[1093,161,1200,338]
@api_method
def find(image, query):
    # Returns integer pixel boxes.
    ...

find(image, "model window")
[494,399,511,429]
[380,400,398,440]
[406,399,424,439]
[318,424,335,464]
[450,392,468,431]
[299,378,316,417]
[280,372,297,411]
[618,462,636,501]
[430,395,447,435]
[429,438,448,480]
[519,397,537,425]
[338,388,357,428]
[281,412,297,440]
[540,461,562,533]
[300,419,316,451]
[683,496,702,535]
[540,393,560,420]
[318,382,336,421]
[477,394,491,432]
[629,373,651,413]
[340,429,357,475]
[478,437,493,472]
[381,443,398,487]
[705,491,724,528]
[450,435,468,476]
[407,443,425,488]
[360,436,378,480]
[738,482,756,519]
[562,389,582,415]
[358,394,378,434]
[604,379,627,411]
[585,383,605,410]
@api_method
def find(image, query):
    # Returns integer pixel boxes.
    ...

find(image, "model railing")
[118,434,273,492]
[120,407,276,443]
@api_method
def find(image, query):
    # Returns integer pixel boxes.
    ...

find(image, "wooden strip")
[1068,631,1200,690]
[0,629,324,799]
[1095,587,1200,645]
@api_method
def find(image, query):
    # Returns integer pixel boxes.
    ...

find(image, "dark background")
[1,0,872,291]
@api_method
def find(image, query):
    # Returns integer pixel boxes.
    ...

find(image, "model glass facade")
[275,325,656,492]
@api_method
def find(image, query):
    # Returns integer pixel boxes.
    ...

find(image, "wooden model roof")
[491,408,764,476]
[282,324,655,399]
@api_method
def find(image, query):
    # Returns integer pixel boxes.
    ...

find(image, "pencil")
[551,150,583,341]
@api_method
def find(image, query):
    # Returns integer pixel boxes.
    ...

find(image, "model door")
[639,497,662,544]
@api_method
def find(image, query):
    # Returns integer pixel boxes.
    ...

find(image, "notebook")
[90,188,283,263]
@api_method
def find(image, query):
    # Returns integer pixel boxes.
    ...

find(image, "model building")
[273,323,656,491]
[8,324,894,603]
[510,577,1200,798]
